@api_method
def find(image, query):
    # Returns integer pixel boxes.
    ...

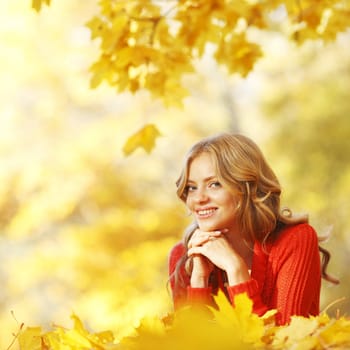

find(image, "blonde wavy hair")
[173,133,338,287]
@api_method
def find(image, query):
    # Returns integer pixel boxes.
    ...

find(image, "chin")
[198,221,220,232]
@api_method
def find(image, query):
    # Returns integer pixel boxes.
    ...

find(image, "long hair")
[173,133,338,290]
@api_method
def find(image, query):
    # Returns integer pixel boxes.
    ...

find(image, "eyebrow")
[187,175,218,183]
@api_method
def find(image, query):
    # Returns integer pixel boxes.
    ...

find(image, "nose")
[194,186,209,203]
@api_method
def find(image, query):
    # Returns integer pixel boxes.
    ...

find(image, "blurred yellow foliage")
[14,293,350,350]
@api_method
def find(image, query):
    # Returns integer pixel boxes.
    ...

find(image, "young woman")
[168,133,338,325]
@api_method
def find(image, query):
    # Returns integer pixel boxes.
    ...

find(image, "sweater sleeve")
[226,279,268,317]
[270,223,321,324]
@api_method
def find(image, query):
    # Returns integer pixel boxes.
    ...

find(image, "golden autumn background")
[1,0,350,348]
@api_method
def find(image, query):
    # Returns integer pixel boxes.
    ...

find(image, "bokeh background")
[0,1,349,348]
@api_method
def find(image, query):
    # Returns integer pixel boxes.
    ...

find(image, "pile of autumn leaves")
[14,293,350,350]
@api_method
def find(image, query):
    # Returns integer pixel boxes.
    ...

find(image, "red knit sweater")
[168,223,321,325]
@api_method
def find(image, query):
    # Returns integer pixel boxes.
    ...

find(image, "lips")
[196,207,217,218]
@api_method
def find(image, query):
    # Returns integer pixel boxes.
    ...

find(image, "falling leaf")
[32,0,51,12]
[123,124,161,156]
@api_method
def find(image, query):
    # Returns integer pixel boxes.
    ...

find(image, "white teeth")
[198,209,216,216]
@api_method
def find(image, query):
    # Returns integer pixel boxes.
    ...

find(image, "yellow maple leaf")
[321,8,350,42]
[123,124,161,156]
[43,313,115,349]
[319,317,350,347]
[134,316,167,336]
[161,81,189,108]
[18,326,43,350]
[85,16,106,41]
[261,308,278,324]
[210,292,265,346]
[32,0,51,12]
[162,304,250,350]
[215,33,263,77]
[272,315,320,348]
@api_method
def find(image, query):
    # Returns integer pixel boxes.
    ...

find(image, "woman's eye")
[186,185,197,192]
[209,181,221,188]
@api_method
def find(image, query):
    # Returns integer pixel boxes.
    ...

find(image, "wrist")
[190,274,209,288]
[226,269,250,285]
[225,260,250,286]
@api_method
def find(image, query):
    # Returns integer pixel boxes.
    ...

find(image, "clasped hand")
[187,229,250,287]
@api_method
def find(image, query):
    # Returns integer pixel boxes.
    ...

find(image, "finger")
[188,234,213,248]
[194,229,223,237]
[207,230,223,236]
[189,230,222,246]
[187,246,204,256]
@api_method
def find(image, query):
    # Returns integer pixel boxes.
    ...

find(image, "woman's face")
[185,152,239,232]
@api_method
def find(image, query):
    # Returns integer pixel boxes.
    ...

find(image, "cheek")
[223,195,240,211]
[185,197,193,209]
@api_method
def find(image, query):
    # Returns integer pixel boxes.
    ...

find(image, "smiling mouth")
[196,208,217,218]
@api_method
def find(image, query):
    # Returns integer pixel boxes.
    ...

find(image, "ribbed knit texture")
[168,223,321,325]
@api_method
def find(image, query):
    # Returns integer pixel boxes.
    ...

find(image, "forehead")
[188,153,217,179]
